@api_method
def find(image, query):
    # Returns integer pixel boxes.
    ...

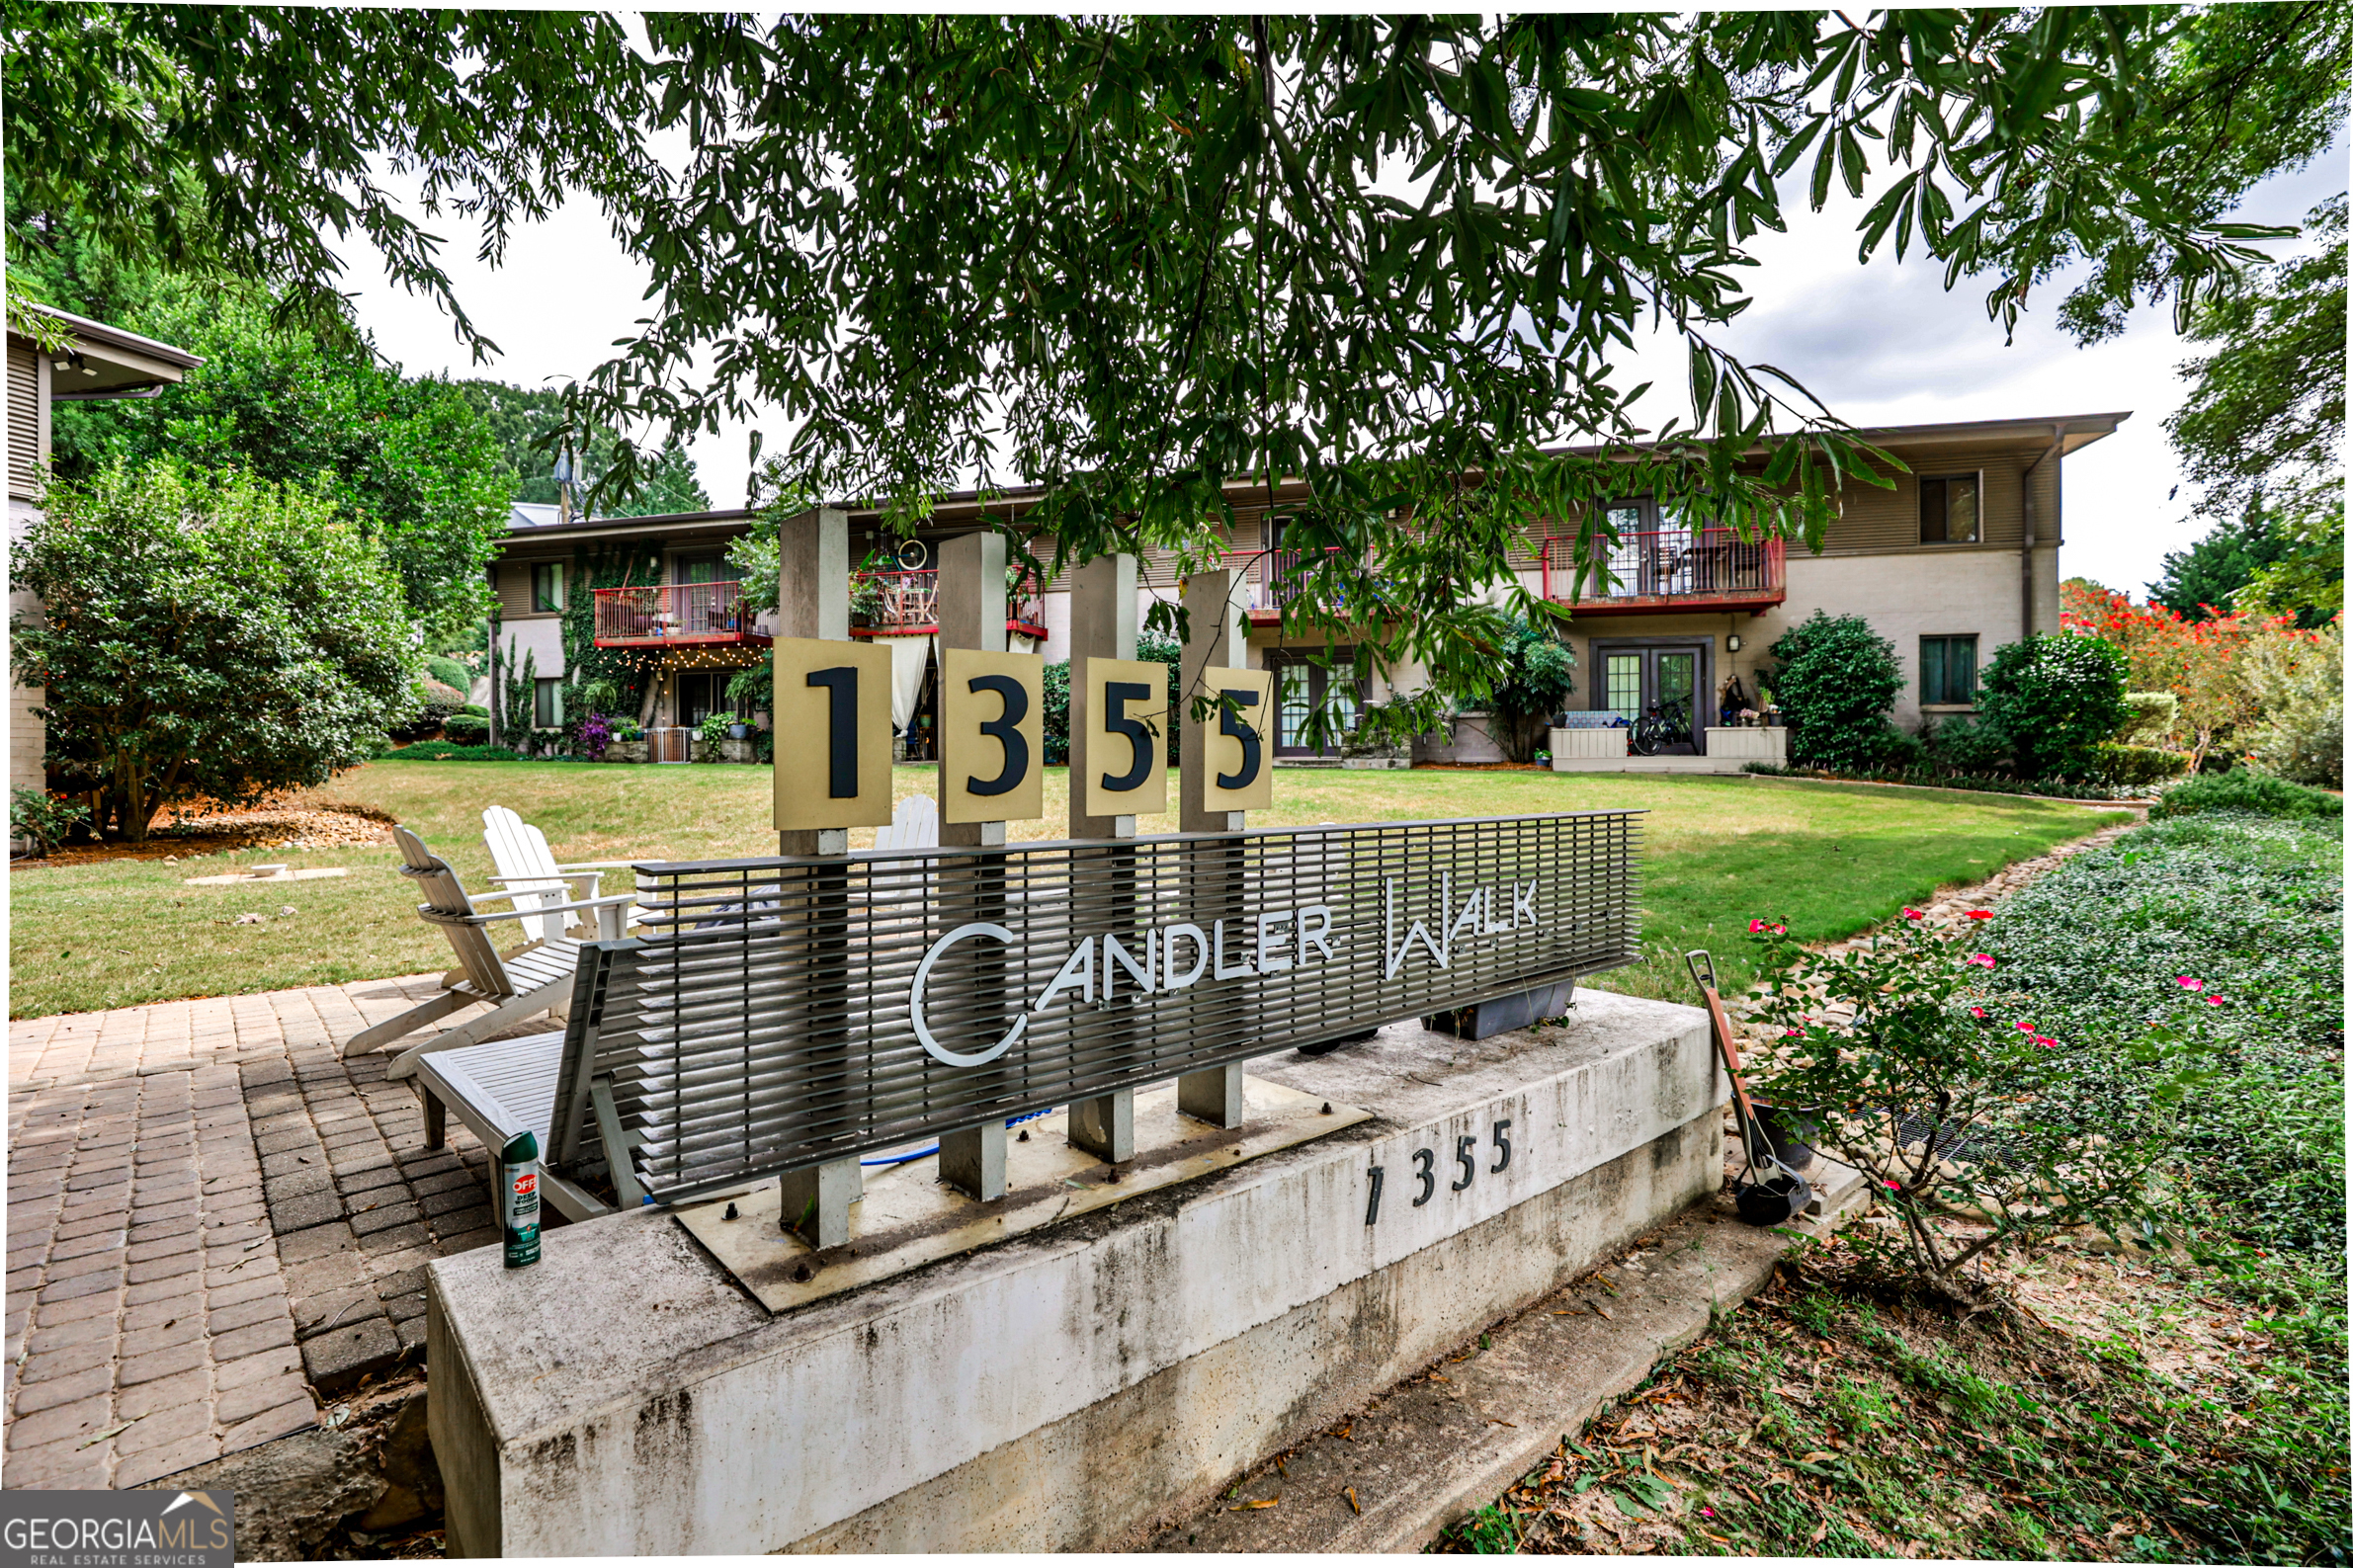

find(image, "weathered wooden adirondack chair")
[479,804,648,940]
[340,826,635,1081]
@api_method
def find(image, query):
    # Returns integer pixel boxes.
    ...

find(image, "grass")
[1438,1237,2349,1562]
[7,761,2125,1019]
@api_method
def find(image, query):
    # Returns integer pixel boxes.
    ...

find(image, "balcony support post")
[1065,553,1139,1163]
[1175,566,1251,1129]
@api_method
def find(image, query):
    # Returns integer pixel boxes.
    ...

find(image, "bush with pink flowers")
[1740,910,2221,1292]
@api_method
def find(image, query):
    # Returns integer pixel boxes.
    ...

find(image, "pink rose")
[2205,995,2226,1007]
[1966,953,1996,968]
[1748,919,1766,934]
[2015,1022,2034,1032]
[1969,1007,1987,1018]
[2177,976,2203,990]
[1903,908,1925,920]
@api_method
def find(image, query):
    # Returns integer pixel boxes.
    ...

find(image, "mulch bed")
[15,800,396,867]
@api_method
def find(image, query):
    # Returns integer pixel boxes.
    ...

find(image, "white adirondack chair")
[481,805,649,939]
[873,793,939,852]
[870,794,939,904]
[342,825,634,1080]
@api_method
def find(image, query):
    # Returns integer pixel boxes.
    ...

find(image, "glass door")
[1594,645,1705,755]
[1271,650,1362,757]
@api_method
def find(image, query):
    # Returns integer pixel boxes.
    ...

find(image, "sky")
[344,95,2345,601]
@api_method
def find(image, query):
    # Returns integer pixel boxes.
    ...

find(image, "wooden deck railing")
[592,581,758,646]
[1539,529,1786,613]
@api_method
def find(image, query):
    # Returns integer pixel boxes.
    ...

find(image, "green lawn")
[6,761,2127,1019]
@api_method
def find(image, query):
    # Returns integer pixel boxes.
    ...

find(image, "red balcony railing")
[848,569,1050,639]
[1539,529,1785,616]
[592,580,767,647]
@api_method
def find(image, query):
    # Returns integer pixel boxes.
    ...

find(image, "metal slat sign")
[612,812,1639,1200]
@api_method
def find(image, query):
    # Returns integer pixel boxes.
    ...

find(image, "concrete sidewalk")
[5,972,519,1488]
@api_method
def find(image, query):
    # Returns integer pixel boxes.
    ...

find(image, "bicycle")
[1629,698,1693,756]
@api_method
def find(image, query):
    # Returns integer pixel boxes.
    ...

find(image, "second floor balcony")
[593,580,768,648]
[1540,529,1786,616]
[849,569,1050,640]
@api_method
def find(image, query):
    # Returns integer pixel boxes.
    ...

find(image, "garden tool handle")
[1684,949,1771,1169]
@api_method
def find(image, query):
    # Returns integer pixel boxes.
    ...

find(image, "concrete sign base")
[427,989,1724,1556]
[675,1077,1374,1314]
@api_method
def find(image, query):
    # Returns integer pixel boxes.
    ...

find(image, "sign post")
[1064,553,1150,1163]
[1173,567,1269,1128]
[770,506,888,1248]
[932,530,1036,1200]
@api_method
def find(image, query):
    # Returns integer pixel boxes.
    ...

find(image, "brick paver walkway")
[5,972,520,1488]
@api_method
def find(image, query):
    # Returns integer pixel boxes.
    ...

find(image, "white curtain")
[888,634,935,734]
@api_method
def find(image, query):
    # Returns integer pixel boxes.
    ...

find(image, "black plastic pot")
[1747,1102,1820,1174]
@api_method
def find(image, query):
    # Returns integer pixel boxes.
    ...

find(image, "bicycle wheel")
[1630,718,1661,757]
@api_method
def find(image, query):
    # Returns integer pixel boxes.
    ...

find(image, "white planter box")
[1549,726,1628,768]
[1704,725,1787,763]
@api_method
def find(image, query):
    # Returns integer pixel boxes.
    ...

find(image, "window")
[534,678,564,728]
[1920,635,1978,705]
[531,561,565,612]
[1918,475,1980,543]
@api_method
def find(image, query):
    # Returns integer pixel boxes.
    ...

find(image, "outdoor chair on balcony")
[340,825,635,1082]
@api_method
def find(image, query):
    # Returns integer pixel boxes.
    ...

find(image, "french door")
[1270,649,1364,758]
[1595,642,1707,756]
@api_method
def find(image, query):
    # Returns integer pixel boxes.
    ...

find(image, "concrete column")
[1178,568,1249,834]
[774,504,858,1236]
[776,507,850,858]
[1068,1092,1135,1165]
[1066,553,1139,841]
[936,530,1010,1199]
[1176,567,1249,1127]
[1065,553,1138,1159]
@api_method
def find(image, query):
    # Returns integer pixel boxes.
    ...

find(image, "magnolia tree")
[1741,912,2219,1292]
[13,460,420,841]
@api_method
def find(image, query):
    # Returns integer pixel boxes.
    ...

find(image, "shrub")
[1042,660,1071,764]
[1975,633,2131,780]
[459,702,490,718]
[1480,616,1577,762]
[12,460,420,841]
[426,654,474,694]
[1924,713,2012,773]
[1744,912,2222,1288]
[2238,621,2342,787]
[696,709,735,759]
[2087,741,2190,786]
[443,712,491,744]
[11,787,90,856]
[392,741,521,761]
[2150,771,2343,821]
[2119,690,2180,746]
[1764,612,1903,771]
[575,710,615,761]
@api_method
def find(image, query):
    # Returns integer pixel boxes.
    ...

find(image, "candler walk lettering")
[602,812,1639,1197]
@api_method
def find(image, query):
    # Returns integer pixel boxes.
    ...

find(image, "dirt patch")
[16,804,395,867]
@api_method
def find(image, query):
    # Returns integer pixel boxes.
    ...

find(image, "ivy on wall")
[559,539,665,716]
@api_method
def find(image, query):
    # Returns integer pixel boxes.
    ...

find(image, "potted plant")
[728,719,750,739]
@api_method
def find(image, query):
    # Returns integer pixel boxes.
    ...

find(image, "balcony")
[1230,547,1366,625]
[847,569,1050,640]
[1540,529,1786,617]
[592,581,769,648]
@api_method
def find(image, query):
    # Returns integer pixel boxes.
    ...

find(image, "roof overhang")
[15,304,203,400]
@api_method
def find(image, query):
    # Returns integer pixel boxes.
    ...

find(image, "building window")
[1920,635,1978,705]
[532,561,565,612]
[534,678,564,728]
[1918,475,1980,543]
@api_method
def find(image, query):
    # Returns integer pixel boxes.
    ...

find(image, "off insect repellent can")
[501,1129,542,1269]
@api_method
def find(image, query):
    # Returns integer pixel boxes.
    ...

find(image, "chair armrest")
[460,892,639,925]
[551,860,641,871]
[488,871,604,895]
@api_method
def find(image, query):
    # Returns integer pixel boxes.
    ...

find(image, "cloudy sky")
[345,90,2343,600]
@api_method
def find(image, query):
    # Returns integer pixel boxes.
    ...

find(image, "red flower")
[1748,919,1766,934]
[1966,953,1995,968]
[2177,976,2203,991]
[2015,1022,2034,1032]
[2205,995,2227,1007]
[1969,1007,1987,1018]
[1967,910,1993,921]
[1902,908,1925,920]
